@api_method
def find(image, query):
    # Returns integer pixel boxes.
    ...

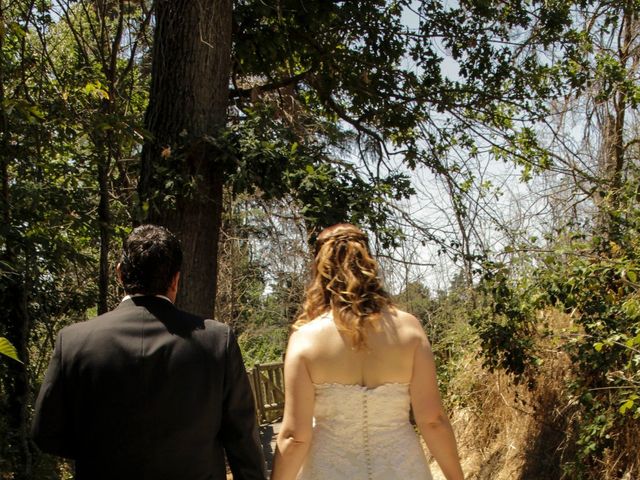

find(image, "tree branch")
[229,71,309,98]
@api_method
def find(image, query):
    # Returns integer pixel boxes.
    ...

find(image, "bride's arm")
[270,330,315,480]
[410,323,464,480]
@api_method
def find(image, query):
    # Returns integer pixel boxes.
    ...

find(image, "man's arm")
[31,330,75,458]
[220,327,267,480]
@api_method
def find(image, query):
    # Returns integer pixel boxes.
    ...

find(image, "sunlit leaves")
[0,337,22,364]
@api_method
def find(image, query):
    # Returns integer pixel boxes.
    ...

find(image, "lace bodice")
[297,383,432,480]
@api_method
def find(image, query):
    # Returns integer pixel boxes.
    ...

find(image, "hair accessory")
[315,230,369,255]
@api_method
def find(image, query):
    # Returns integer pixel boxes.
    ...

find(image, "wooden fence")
[247,362,285,425]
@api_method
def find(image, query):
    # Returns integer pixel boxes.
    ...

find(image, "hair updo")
[294,223,392,349]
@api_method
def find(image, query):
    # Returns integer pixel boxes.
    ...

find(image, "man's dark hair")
[119,225,182,295]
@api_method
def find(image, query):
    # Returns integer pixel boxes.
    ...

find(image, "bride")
[270,224,464,480]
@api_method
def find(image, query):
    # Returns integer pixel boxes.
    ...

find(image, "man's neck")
[122,293,173,304]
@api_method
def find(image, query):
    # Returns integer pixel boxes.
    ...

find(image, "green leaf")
[627,270,637,283]
[619,399,634,415]
[594,342,604,352]
[0,337,23,363]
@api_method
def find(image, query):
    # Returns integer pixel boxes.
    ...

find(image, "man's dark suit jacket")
[32,296,266,480]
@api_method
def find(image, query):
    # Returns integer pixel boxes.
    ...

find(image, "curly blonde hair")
[294,223,393,349]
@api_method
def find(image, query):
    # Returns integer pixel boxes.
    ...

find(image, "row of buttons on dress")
[362,391,373,480]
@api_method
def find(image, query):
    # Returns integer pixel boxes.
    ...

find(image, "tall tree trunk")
[0,4,32,478]
[596,2,634,239]
[0,0,7,237]
[139,0,232,318]
[445,175,474,288]
[97,154,110,315]
[96,0,127,314]
[2,277,32,480]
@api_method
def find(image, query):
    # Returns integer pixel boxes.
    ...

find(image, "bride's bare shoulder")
[294,313,333,335]
[288,314,333,350]
[385,307,421,327]
[384,307,428,341]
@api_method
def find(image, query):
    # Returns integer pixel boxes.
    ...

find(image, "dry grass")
[599,422,640,480]
[426,310,639,480]
[427,354,576,479]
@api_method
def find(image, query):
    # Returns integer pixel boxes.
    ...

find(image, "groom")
[32,225,266,480]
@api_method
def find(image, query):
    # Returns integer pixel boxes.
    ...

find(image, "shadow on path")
[259,422,281,474]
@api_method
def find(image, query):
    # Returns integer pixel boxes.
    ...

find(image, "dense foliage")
[474,191,640,478]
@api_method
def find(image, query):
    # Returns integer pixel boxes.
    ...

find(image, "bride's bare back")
[297,307,423,387]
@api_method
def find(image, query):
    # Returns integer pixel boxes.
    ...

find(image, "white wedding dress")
[297,382,433,480]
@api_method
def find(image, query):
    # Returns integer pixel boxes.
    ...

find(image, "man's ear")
[171,272,180,292]
[167,272,180,302]
[116,263,123,284]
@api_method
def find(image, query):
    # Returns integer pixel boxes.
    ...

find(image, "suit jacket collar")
[115,296,204,336]
[116,295,176,311]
